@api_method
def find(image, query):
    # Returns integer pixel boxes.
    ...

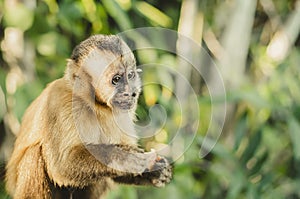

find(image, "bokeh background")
[1,0,300,198]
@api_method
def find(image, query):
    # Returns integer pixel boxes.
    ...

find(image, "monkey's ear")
[65,59,80,83]
[66,59,80,69]
[136,69,143,73]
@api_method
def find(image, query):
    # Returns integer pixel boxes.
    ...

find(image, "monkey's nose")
[123,92,136,97]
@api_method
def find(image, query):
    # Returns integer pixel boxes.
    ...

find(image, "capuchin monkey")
[5,35,172,199]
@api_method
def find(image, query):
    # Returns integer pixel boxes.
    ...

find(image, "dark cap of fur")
[71,35,125,63]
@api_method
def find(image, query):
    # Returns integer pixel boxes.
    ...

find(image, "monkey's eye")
[127,71,135,80]
[112,74,122,85]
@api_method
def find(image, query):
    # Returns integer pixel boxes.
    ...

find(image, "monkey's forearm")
[85,144,156,174]
[54,144,156,186]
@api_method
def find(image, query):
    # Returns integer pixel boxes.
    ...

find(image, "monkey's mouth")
[111,99,136,110]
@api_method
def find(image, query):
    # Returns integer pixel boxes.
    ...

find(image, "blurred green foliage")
[1,0,300,199]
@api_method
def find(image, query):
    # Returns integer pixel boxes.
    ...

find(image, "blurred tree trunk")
[175,0,201,99]
[0,0,36,162]
[217,0,257,88]
[266,0,300,62]
[214,0,257,129]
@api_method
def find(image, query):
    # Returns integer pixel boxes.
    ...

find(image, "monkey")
[5,35,172,199]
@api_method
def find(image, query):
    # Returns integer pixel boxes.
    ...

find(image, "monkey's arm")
[50,143,172,188]
[49,144,158,188]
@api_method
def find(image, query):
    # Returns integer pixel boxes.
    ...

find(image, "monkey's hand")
[113,154,173,187]
[142,156,173,187]
[114,146,173,185]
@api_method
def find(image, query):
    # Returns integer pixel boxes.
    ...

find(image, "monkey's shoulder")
[16,78,71,140]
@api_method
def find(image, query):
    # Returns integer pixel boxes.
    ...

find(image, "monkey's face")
[83,49,141,111]
[109,67,141,110]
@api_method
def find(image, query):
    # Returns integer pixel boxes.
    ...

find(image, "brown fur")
[6,35,172,199]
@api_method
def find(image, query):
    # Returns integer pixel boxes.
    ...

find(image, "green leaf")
[226,88,269,108]
[198,136,233,160]
[248,150,268,176]
[102,0,132,30]
[241,130,262,165]
[37,32,58,56]
[226,169,246,199]
[234,115,247,151]
[3,3,34,30]
[288,117,300,160]
[134,2,172,27]
[246,183,259,199]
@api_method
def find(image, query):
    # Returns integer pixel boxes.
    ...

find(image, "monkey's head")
[66,35,141,111]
